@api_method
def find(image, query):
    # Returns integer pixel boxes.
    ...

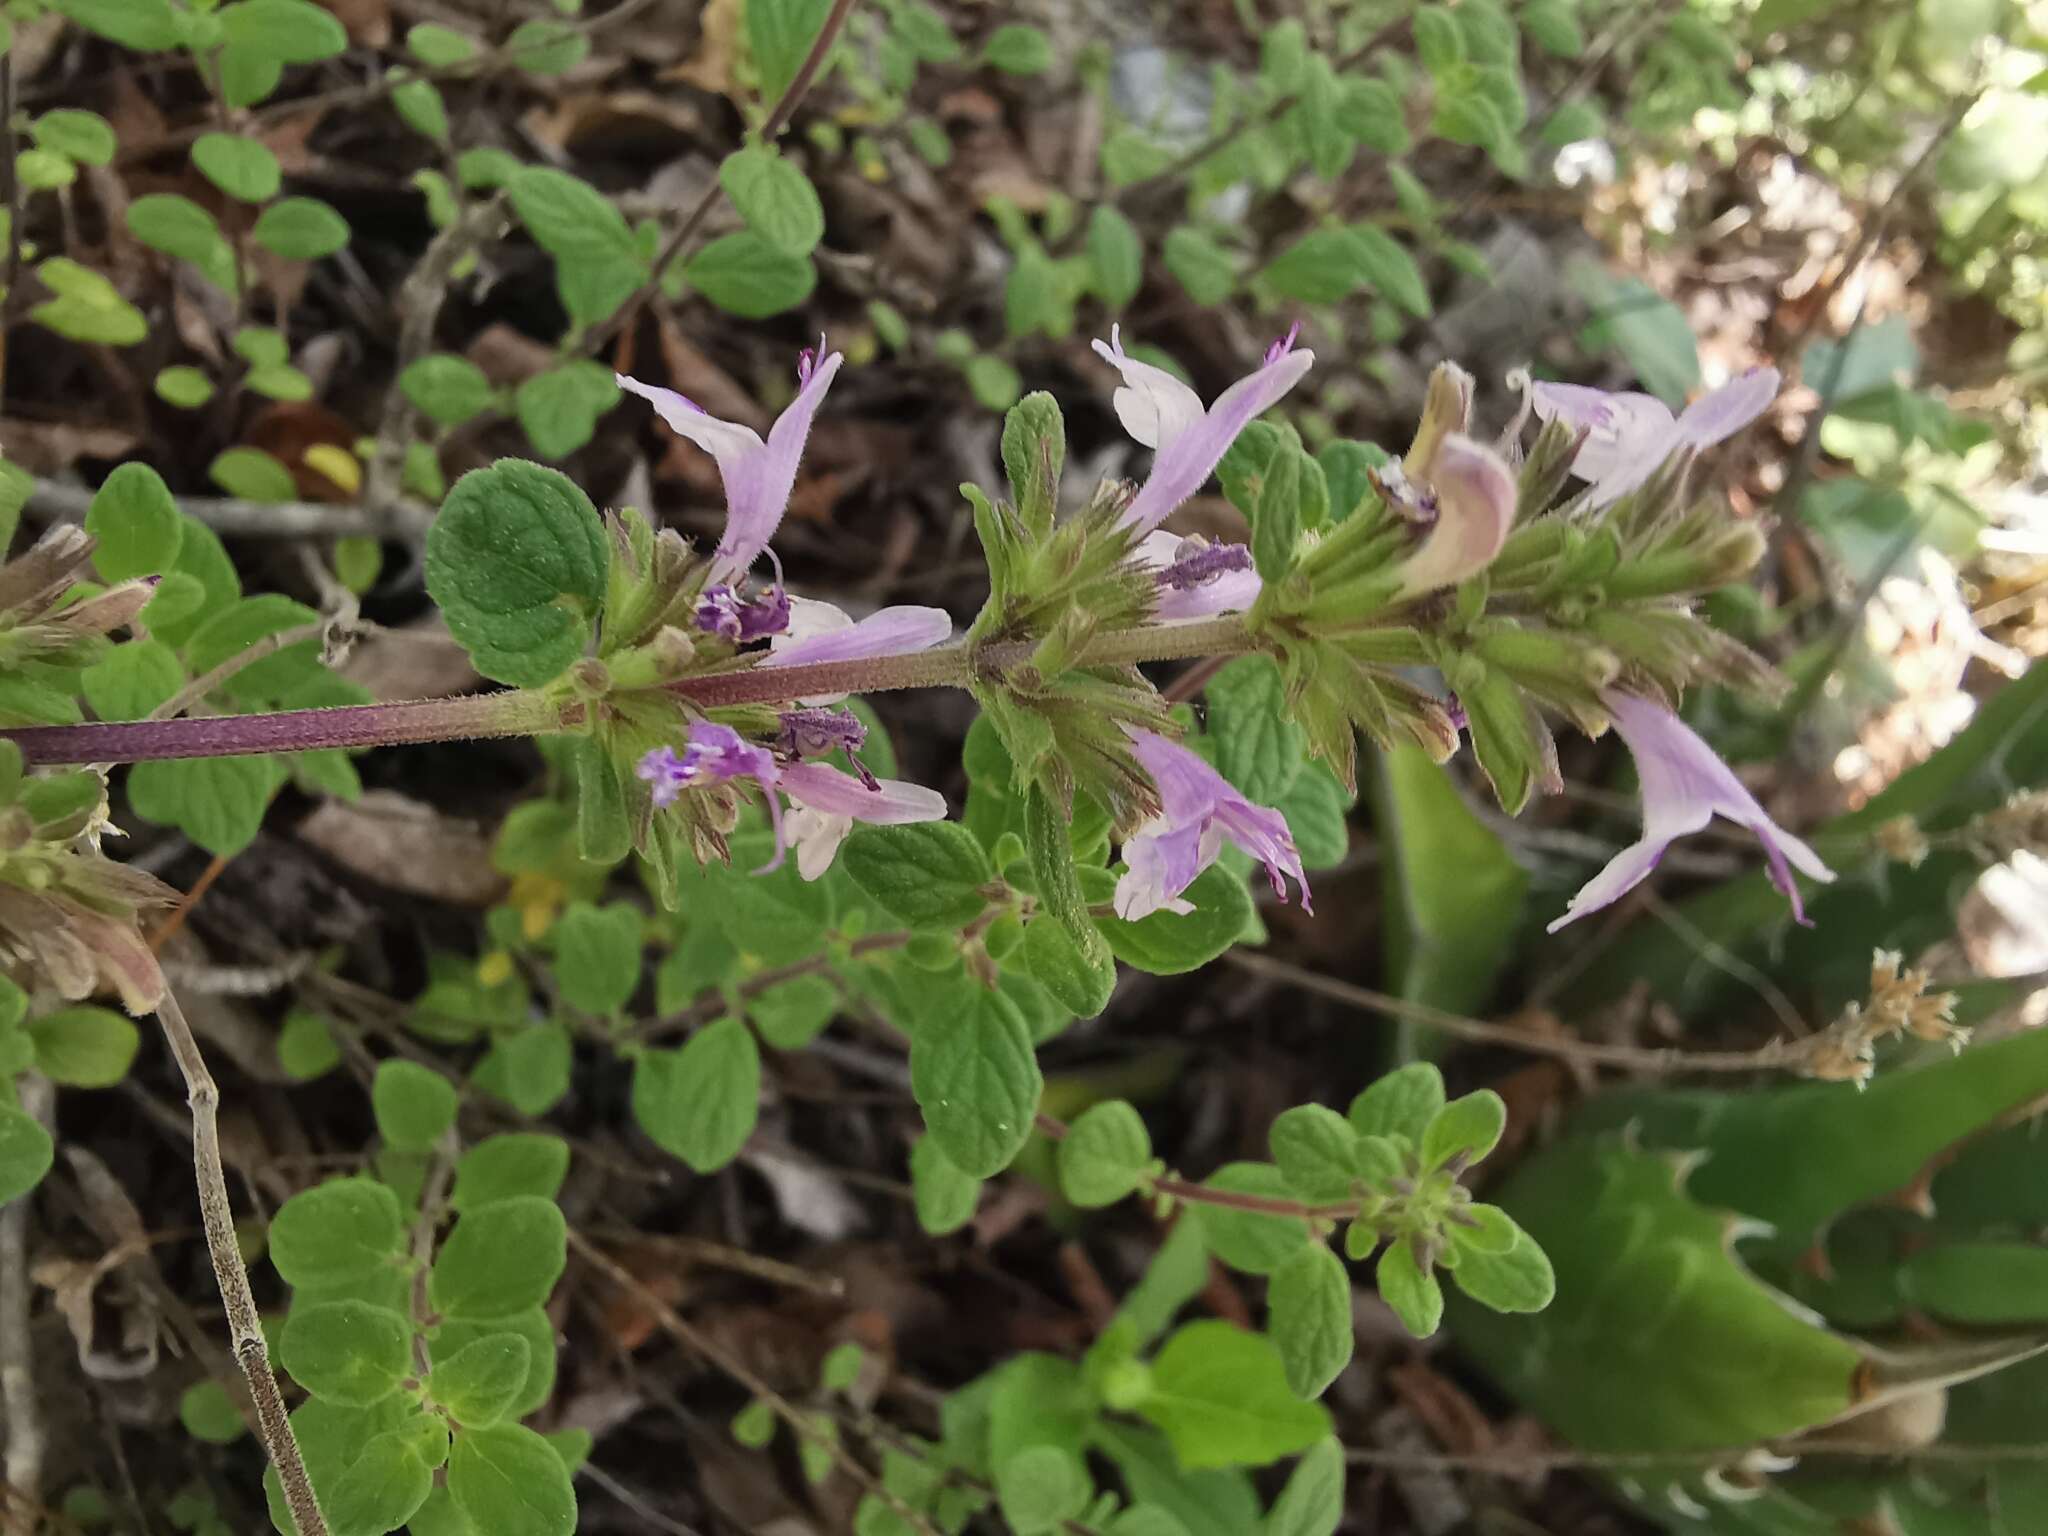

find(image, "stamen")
[777,707,868,760]
[1265,319,1302,365]
[1156,540,1254,591]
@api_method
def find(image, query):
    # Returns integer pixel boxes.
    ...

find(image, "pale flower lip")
[1136,531,1262,622]
[1525,366,1781,509]
[1114,728,1309,921]
[616,342,844,583]
[1546,689,1835,932]
[1092,324,1315,533]
[1390,433,1517,599]
[763,601,953,669]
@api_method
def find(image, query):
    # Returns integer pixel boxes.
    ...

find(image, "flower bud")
[51,576,160,636]
[1390,435,1516,599]
[1402,362,1475,484]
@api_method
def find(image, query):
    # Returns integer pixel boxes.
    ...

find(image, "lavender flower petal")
[765,604,953,669]
[1095,327,1315,533]
[1116,729,1310,919]
[1547,691,1835,932]
[779,762,948,880]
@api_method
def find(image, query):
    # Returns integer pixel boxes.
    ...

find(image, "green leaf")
[1264,229,1367,306]
[1191,1163,1311,1276]
[85,464,182,582]
[1420,1089,1505,1169]
[434,1309,556,1421]
[841,822,992,930]
[1268,1105,1360,1201]
[820,1341,866,1393]
[1086,206,1143,309]
[179,1379,247,1443]
[720,146,826,256]
[748,0,834,98]
[270,1177,404,1288]
[428,1197,568,1320]
[1275,765,1350,870]
[473,1025,571,1118]
[998,1445,1090,1533]
[1449,1232,1554,1314]
[1373,742,1526,1019]
[192,132,281,202]
[28,258,146,346]
[127,755,286,857]
[1095,1423,1260,1536]
[1570,262,1700,407]
[684,232,816,318]
[424,460,608,689]
[551,900,643,1014]
[910,985,1041,1178]
[515,362,618,459]
[505,17,587,75]
[1263,1438,1343,1536]
[1021,917,1115,1020]
[1336,78,1409,154]
[965,355,1022,411]
[1101,862,1254,976]
[1138,1321,1331,1470]
[506,168,646,326]
[1251,440,1301,585]
[251,197,350,260]
[400,355,497,428]
[220,0,347,61]
[427,1332,531,1427]
[910,1133,982,1235]
[1347,1062,1443,1146]
[983,22,1052,73]
[371,1060,457,1151]
[326,1422,435,1536]
[448,1423,577,1536]
[33,110,116,166]
[281,1300,413,1406]
[26,1006,139,1087]
[393,76,451,141]
[1347,225,1431,318]
[1802,315,1920,406]
[1162,228,1235,306]
[0,1107,53,1204]
[1058,1100,1152,1208]
[1267,1246,1352,1400]
[278,1008,342,1081]
[1522,1,1584,56]
[1207,659,1306,803]
[56,0,180,48]
[631,1018,761,1172]
[1375,1237,1442,1337]
[451,1135,570,1213]
[207,446,297,501]
[747,973,837,1049]
[731,1397,776,1448]
[407,22,478,65]
[127,194,237,293]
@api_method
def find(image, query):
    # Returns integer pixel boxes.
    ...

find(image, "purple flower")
[780,762,949,880]
[695,582,791,641]
[638,722,787,864]
[763,597,953,701]
[1523,367,1780,509]
[617,339,844,582]
[638,721,948,880]
[1136,531,1261,621]
[777,706,868,760]
[1092,324,1314,532]
[1389,434,1517,598]
[1547,690,1835,933]
[1115,729,1310,921]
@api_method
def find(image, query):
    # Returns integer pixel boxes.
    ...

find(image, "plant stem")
[1031,1112,1355,1222]
[155,986,329,1536]
[3,619,1257,766]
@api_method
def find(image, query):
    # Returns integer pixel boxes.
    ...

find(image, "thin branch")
[1343,1439,2048,1474]
[594,0,863,351]
[630,931,911,1044]
[567,1230,939,1536]
[154,985,329,1536]
[1224,950,1815,1073]
[0,1075,52,1503]
[1031,1112,1355,1221]
[24,479,435,542]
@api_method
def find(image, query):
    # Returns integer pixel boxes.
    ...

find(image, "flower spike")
[1115,729,1309,921]
[1547,690,1835,932]
[1092,324,1314,532]
[617,340,844,582]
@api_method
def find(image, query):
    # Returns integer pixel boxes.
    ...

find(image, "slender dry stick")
[567,1230,940,1536]
[0,54,21,402]
[154,986,329,1536]
[0,1075,51,1503]
[595,0,862,352]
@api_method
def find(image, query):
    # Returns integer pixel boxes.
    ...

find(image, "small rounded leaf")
[269,1177,405,1288]
[448,1423,577,1536]
[1375,1237,1443,1338]
[910,1134,981,1235]
[428,1197,567,1320]
[1420,1089,1506,1170]
[1057,1101,1152,1208]
[1268,1105,1362,1202]
[1268,1244,1353,1400]
[84,463,182,581]
[372,1059,457,1151]
[179,1379,247,1443]
[0,1108,53,1204]
[451,1135,570,1213]
[280,1301,414,1406]
[631,1018,761,1174]
[426,1332,532,1427]
[1347,1063,1445,1146]
[26,1007,139,1088]
[1449,1234,1555,1315]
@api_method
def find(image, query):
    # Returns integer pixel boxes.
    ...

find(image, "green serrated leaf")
[281,1300,413,1406]
[427,1332,532,1427]
[910,986,1040,1178]
[684,232,816,318]
[1267,1245,1352,1399]
[910,1133,982,1234]
[270,1178,404,1288]
[1057,1100,1151,1208]
[1347,1062,1443,1145]
[631,1018,761,1172]
[447,1423,577,1536]
[1138,1321,1331,1469]
[720,145,827,256]
[841,822,992,931]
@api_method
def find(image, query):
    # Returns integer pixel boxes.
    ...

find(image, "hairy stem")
[1031,1113,1355,1221]
[3,619,1256,766]
[156,987,329,1536]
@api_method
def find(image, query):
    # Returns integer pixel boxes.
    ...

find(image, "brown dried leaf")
[296,791,507,907]
[662,0,744,95]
